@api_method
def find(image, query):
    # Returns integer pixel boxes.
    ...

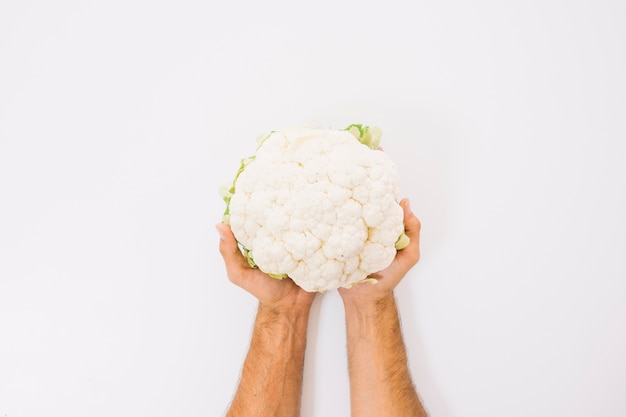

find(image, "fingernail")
[215,224,225,241]
[406,199,412,214]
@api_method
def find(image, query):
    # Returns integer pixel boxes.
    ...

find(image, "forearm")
[343,294,427,417]
[226,303,311,417]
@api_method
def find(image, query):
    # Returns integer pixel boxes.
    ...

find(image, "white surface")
[1,1,625,416]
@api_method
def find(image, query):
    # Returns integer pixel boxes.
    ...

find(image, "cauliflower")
[220,124,409,293]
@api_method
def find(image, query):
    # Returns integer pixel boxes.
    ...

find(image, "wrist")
[341,292,396,318]
[255,302,311,347]
[258,289,315,315]
[339,284,395,307]
[258,300,312,321]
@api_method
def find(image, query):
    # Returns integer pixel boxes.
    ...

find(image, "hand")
[216,223,316,314]
[338,198,421,304]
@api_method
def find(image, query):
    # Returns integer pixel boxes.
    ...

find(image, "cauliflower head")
[221,125,408,293]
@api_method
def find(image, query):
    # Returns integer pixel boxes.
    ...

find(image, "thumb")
[396,198,421,267]
[216,224,256,287]
[216,223,243,263]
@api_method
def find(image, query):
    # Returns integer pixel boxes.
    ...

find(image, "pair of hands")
[216,198,421,313]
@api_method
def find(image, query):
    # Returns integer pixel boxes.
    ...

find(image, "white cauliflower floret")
[224,125,407,292]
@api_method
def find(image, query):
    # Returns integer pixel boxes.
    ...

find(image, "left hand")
[216,223,316,314]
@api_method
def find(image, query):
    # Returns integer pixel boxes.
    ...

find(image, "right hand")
[338,198,421,304]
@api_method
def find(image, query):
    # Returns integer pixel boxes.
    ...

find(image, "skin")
[217,222,315,417]
[338,199,428,417]
[217,198,426,417]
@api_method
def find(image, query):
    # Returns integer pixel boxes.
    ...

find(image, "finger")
[400,198,421,239]
[216,223,250,278]
[397,199,421,266]
[216,223,238,255]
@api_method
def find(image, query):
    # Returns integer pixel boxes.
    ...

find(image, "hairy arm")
[339,199,427,417]
[217,223,316,417]
[226,303,311,417]
[342,294,426,417]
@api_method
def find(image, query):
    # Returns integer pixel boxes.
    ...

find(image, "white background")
[1,0,625,416]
